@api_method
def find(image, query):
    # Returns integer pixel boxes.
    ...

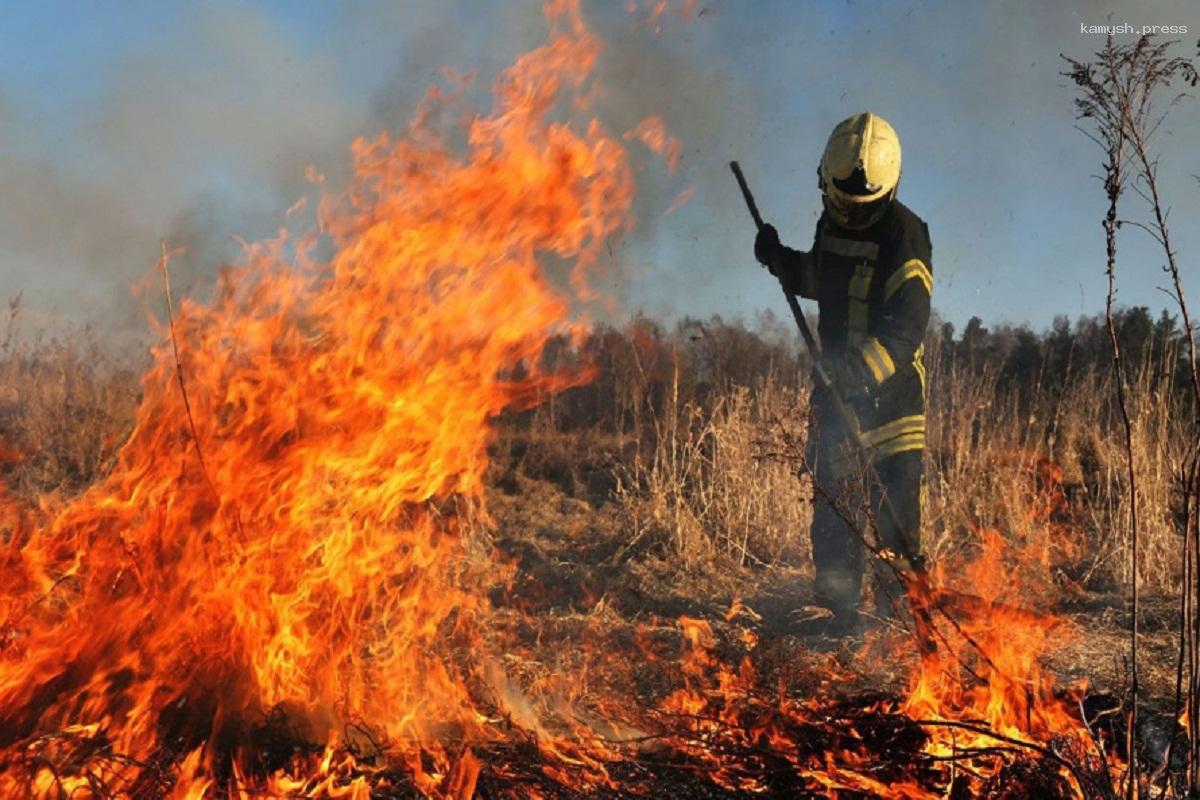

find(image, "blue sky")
[0,0,1196,334]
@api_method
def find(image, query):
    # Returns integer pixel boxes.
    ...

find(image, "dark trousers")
[808,406,923,618]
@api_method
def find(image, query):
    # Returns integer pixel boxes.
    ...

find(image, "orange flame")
[0,1,640,795]
[629,454,1116,797]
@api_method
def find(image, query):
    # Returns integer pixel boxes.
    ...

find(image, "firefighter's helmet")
[818,112,901,229]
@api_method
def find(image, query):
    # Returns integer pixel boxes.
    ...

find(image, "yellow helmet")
[818,112,901,229]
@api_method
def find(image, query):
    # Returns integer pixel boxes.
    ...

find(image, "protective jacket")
[773,199,932,464]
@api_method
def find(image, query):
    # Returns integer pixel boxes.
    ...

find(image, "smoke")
[586,4,765,317]
[0,1,739,335]
[0,3,370,334]
[356,1,758,318]
[5,1,1190,335]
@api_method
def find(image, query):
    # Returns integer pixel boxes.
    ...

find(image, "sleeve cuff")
[859,337,896,384]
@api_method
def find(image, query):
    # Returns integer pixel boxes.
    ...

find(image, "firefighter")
[753,112,931,634]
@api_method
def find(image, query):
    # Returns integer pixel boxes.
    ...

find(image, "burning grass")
[1,335,1188,797]
[1,0,635,793]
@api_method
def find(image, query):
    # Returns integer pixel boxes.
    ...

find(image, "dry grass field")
[5,310,1189,681]
[0,300,1194,797]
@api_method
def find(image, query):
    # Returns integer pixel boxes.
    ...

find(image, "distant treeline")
[934,306,1194,407]
[525,305,1195,437]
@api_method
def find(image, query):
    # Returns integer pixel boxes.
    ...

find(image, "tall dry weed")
[614,361,811,569]
[924,331,1188,593]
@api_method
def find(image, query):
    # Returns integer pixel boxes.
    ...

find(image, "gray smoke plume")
[0,1,733,335]
[2,0,1195,336]
[0,3,370,335]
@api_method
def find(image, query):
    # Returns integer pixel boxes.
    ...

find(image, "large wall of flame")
[0,2,637,792]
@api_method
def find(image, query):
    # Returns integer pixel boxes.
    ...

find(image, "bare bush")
[0,303,141,499]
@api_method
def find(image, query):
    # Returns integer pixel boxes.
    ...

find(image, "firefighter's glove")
[825,356,874,404]
[754,224,782,272]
